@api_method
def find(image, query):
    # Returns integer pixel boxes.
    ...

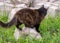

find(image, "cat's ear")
[41,5,44,8]
[41,5,49,9]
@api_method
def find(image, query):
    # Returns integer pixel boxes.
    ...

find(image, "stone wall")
[0,0,60,16]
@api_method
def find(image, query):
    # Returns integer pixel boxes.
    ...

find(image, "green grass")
[0,12,60,43]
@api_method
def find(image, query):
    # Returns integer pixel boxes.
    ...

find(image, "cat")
[0,5,48,33]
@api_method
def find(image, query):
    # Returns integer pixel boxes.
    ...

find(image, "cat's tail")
[0,17,17,28]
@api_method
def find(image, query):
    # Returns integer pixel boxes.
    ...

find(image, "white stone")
[15,4,27,8]
[47,6,59,17]
[14,28,21,40]
[14,27,42,40]
[0,2,14,15]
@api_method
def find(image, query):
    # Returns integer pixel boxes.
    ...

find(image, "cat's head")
[38,5,49,16]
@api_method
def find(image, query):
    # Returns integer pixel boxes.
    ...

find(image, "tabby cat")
[0,5,48,33]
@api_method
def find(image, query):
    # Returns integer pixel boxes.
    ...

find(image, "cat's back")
[15,8,39,19]
[15,8,40,26]
[16,8,38,15]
